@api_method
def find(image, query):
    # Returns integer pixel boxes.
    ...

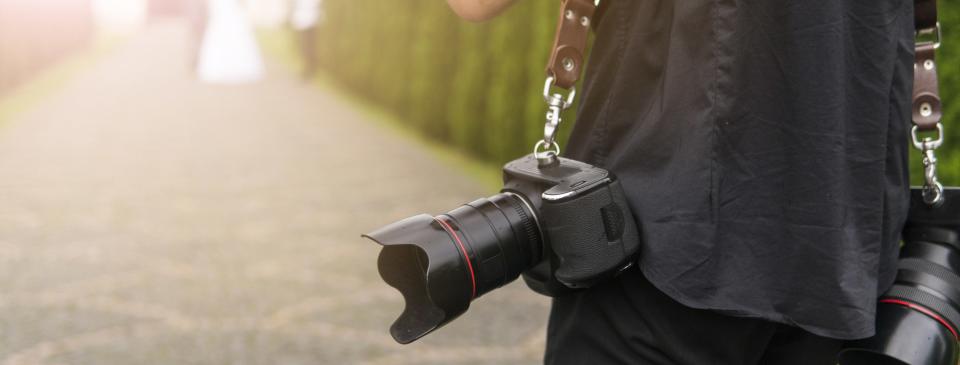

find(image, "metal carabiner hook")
[913,123,946,207]
[535,76,578,166]
[922,148,945,207]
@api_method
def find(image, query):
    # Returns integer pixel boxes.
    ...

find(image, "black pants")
[544,268,843,365]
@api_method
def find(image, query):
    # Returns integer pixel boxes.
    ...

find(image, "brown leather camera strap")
[911,0,947,205]
[914,43,941,132]
[913,0,941,132]
[543,0,943,129]
[545,0,597,89]
[916,0,938,32]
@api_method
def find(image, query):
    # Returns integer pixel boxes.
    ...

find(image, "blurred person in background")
[445,0,914,365]
[185,0,208,71]
[197,0,264,83]
[290,0,322,80]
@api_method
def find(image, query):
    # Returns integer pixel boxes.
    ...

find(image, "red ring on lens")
[434,217,477,299]
[880,298,959,340]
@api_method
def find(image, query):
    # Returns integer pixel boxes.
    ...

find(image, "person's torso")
[567,0,914,339]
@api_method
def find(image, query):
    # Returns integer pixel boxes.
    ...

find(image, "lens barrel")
[839,188,960,365]
[363,192,541,344]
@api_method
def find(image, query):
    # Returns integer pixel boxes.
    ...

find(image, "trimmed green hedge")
[315,1,960,185]
[932,7,960,185]
[315,1,572,165]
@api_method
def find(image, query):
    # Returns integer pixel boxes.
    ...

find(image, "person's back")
[445,0,913,364]
[185,0,208,70]
[290,0,322,79]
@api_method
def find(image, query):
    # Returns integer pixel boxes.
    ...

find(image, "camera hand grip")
[541,180,640,288]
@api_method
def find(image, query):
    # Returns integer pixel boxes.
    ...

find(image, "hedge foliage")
[932,7,960,185]
[314,1,960,184]
[314,1,568,165]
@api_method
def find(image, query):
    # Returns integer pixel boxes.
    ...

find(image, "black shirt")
[566,0,914,339]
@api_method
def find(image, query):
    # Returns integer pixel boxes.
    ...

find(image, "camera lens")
[839,189,960,365]
[363,192,542,344]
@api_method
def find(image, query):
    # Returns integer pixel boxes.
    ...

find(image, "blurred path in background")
[0,21,548,365]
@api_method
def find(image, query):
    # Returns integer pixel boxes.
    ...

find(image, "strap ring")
[911,123,944,151]
[534,139,561,157]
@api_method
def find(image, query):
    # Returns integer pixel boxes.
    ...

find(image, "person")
[197,0,264,83]
[445,1,913,364]
[184,0,208,71]
[290,0,323,80]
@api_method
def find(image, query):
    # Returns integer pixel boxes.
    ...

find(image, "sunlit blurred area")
[4,0,959,363]
[0,0,92,95]
[0,0,551,364]
[92,0,148,33]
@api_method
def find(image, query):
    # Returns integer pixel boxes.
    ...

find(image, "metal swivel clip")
[534,75,576,166]
[912,123,946,207]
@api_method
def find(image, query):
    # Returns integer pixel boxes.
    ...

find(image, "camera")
[839,188,960,365]
[363,154,640,344]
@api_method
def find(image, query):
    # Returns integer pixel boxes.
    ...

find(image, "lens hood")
[363,154,637,344]
[363,214,474,344]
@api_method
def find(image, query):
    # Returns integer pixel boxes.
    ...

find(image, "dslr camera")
[364,154,639,344]
[839,188,960,365]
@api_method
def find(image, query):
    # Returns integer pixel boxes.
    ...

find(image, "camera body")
[365,154,640,344]
[503,154,640,295]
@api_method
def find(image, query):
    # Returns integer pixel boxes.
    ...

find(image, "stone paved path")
[0,22,549,365]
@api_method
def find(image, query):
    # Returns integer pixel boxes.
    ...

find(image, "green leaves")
[315,0,561,165]
[931,8,960,186]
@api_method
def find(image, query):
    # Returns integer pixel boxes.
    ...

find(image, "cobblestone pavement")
[0,22,549,365]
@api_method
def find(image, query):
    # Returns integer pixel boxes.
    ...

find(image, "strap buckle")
[543,75,577,108]
[916,22,942,49]
[911,123,944,151]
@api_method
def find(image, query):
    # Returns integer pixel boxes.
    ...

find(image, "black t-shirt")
[566,0,914,339]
